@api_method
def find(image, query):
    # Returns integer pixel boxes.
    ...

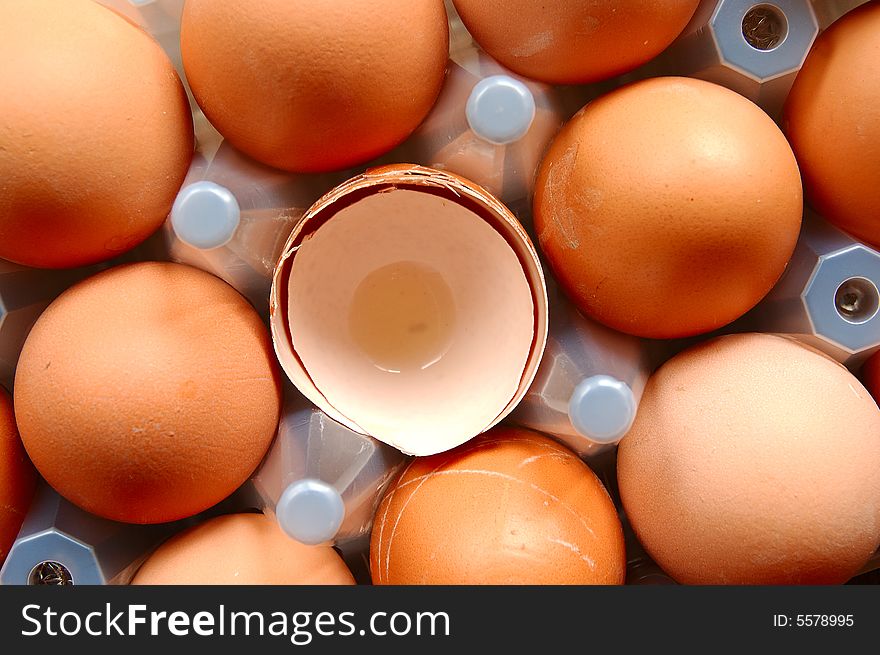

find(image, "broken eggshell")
[270,164,548,456]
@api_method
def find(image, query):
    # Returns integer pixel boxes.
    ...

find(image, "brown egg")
[371,427,625,584]
[618,333,880,585]
[0,387,36,566]
[783,2,880,249]
[14,262,281,524]
[131,513,355,585]
[534,77,803,339]
[181,0,448,173]
[451,0,700,84]
[0,0,193,269]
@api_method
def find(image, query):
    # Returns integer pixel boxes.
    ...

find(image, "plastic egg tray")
[1,0,878,586]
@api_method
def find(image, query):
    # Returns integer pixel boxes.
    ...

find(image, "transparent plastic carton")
[164,141,351,314]
[249,388,408,547]
[511,283,650,458]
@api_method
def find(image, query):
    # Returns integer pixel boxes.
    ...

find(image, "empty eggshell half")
[270,165,547,456]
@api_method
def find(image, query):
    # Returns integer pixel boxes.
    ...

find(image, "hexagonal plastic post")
[165,141,349,314]
[0,261,82,390]
[744,211,880,368]
[661,0,819,117]
[251,389,408,547]
[381,47,566,222]
[510,285,650,458]
[0,485,173,585]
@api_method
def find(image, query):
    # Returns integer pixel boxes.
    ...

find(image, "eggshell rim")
[269,163,548,455]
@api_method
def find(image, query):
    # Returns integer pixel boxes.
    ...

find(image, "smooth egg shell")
[181,0,448,172]
[618,333,880,584]
[14,262,281,524]
[783,2,880,249]
[534,77,803,338]
[0,0,193,268]
[451,0,700,84]
[131,513,355,585]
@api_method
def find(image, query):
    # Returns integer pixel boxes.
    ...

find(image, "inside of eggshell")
[285,187,535,455]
